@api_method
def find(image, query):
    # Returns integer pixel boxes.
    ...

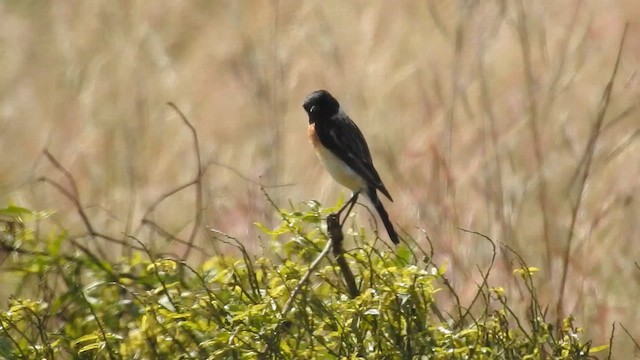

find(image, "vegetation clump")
[0,204,606,359]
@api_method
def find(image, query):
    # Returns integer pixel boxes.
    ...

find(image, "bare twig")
[280,237,332,318]
[39,150,143,250]
[516,0,553,273]
[477,37,509,253]
[141,219,211,257]
[619,322,640,352]
[167,102,204,261]
[328,214,359,298]
[557,24,629,320]
[607,322,616,360]
[136,179,200,235]
[455,227,497,328]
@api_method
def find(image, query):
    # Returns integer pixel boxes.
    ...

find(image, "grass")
[0,0,639,357]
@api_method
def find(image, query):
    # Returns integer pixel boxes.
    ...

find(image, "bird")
[303,89,399,244]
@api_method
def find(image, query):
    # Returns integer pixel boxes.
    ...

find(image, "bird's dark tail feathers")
[367,188,399,244]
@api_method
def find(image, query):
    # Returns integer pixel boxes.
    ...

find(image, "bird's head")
[303,90,340,124]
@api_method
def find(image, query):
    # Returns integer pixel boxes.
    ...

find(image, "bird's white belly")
[315,145,366,192]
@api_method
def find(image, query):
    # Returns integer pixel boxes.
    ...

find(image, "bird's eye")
[309,105,316,113]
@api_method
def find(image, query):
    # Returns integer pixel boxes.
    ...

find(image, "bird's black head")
[303,90,340,124]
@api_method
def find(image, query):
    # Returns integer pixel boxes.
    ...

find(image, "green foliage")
[0,204,603,359]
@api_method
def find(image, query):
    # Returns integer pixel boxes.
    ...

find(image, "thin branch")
[455,227,497,328]
[619,322,640,352]
[141,219,212,257]
[606,322,616,360]
[557,24,629,320]
[167,102,204,261]
[39,151,142,250]
[281,237,332,318]
[136,179,199,235]
[516,0,553,273]
[328,214,359,298]
[43,149,81,199]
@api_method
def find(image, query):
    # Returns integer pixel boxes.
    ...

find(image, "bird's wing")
[315,116,393,201]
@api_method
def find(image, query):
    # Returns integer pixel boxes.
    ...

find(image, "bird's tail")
[367,188,399,244]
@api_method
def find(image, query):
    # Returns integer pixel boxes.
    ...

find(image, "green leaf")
[78,342,103,354]
[0,205,32,217]
[47,230,67,257]
[590,344,609,353]
[0,336,14,358]
[394,244,412,264]
[254,222,289,236]
[437,261,448,276]
[73,334,99,346]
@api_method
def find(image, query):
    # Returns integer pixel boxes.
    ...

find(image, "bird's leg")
[336,191,360,226]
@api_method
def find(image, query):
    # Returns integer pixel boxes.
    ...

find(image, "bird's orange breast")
[308,123,321,148]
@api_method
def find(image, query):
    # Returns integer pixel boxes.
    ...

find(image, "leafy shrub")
[0,204,606,359]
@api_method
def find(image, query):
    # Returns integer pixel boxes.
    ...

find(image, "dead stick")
[327,214,359,298]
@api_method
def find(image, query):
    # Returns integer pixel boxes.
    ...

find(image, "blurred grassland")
[1,0,639,355]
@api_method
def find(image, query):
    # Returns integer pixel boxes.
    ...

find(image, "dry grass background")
[1,0,639,356]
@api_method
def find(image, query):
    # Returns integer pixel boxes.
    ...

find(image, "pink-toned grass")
[1,0,639,355]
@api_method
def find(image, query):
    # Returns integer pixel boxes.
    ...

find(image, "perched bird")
[303,90,399,244]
